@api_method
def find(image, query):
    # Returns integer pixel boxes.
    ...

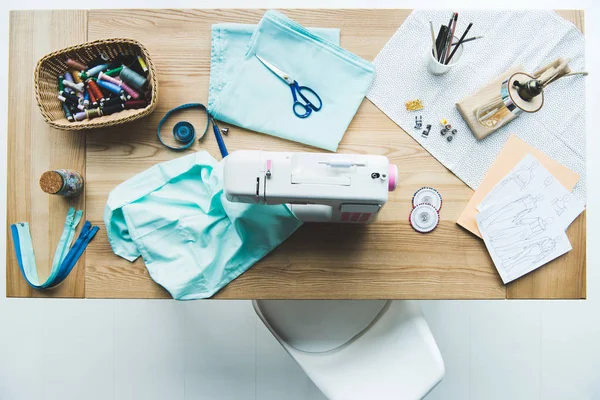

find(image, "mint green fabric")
[208,10,375,151]
[208,22,340,111]
[104,151,302,300]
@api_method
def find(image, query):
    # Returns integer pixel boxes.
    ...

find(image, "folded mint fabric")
[209,22,340,111]
[208,10,376,151]
[104,151,302,300]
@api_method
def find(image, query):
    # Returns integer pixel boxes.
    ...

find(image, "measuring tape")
[157,102,228,158]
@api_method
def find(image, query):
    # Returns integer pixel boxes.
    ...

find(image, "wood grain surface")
[7,9,586,299]
[6,10,88,298]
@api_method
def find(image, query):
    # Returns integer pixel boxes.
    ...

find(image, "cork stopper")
[39,171,64,194]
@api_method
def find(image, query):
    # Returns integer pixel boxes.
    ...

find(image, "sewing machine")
[224,150,398,223]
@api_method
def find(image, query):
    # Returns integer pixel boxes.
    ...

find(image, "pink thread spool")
[98,71,140,99]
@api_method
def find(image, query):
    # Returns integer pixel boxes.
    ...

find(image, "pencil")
[429,21,438,60]
[451,35,483,46]
[446,22,473,64]
[444,13,458,64]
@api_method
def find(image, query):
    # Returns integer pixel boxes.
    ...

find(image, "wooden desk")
[6,9,586,299]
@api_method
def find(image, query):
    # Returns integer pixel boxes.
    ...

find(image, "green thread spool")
[105,66,124,76]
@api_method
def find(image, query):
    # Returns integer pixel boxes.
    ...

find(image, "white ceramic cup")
[426,36,464,75]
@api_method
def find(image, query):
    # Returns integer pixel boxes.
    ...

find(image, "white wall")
[1,0,599,399]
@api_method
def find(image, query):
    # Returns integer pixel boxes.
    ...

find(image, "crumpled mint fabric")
[208,10,375,151]
[104,151,302,300]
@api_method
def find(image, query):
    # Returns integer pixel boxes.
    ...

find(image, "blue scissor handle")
[290,81,322,119]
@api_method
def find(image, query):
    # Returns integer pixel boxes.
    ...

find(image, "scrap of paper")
[478,154,585,231]
[456,135,580,238]
[476,194,572,284]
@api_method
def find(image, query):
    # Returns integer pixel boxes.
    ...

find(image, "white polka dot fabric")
[367,10,586,201]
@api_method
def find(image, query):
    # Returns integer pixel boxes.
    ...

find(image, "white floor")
[1,293,599,399]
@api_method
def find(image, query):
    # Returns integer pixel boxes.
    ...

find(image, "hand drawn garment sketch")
[552,195,570,216]
[489,217,552,248]
[479,194,542,232]
[480,160,538,209]
[496,236,558,275]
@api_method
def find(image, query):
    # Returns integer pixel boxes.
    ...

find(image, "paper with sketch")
[456,135,580,238]
[478,154,585,231]
[476,194,572,284]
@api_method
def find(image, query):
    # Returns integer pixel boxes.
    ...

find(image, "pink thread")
[98,72,140,99]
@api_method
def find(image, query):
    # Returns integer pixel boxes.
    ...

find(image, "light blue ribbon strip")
[10,207,99,289]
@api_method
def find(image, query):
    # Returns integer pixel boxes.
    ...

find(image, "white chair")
[253,300,444,400]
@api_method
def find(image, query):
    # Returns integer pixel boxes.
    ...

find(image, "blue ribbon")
[10,207,99,289]
[157,102,228,157]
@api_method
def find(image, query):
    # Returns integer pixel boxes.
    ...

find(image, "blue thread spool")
[96,79,123,96]
[84,63,110,78]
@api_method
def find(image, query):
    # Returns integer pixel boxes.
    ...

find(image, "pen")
[446,22,473,64]
[444,13,458,64]
[451,35,483,46]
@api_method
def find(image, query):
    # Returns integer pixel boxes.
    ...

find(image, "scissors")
[255,55,322,119]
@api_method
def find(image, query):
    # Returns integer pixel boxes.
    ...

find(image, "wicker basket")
[34,38,158,130]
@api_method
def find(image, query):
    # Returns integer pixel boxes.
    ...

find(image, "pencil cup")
[425,36,464,75]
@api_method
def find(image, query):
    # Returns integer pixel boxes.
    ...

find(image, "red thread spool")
[87,85,97,105]
[87,80,104,102]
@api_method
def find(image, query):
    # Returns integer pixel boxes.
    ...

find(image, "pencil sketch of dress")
[481,159,538,209]
[551,195,570,216]
[489,217,552,248]
[496,236,559,275]
[479,194,543,232]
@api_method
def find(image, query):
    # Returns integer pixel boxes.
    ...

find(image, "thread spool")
[71,70,83,84]
[87,108,103,119]
[63,79,84,93]
[57,74,65,91]
[66,58,88,71]
[120,65,147,91]
[58,90,81,106]
[96,79,124,96]
[137,56,148,73]
[102,96,125,108]
[76,90,85,104]
[98,72,140,99]
[124,100,148,109]
[63,72,75,94]
[101,104,125,116]
[62,103,74,122]
[87,85,97,106]
[84,63,109,78]
[64,71,75,84]
[83,91,90,108]
[87,80,105,102]
[105,66,124,76]
[39,169,83,197]
[74,107,103,121]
